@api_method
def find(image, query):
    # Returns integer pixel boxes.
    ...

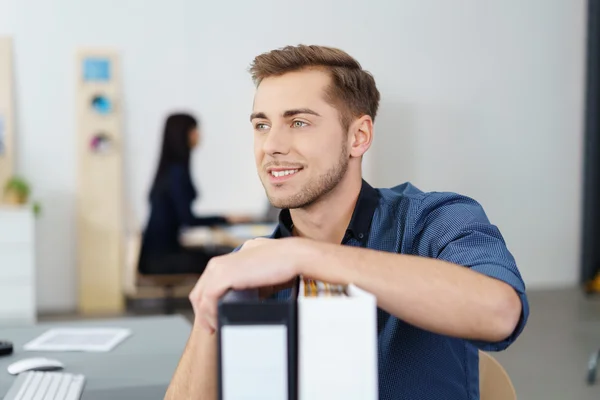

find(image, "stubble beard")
[263,144,349,210]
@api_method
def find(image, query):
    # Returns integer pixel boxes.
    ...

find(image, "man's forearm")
[301,241,522,342]
[165,322,217,400]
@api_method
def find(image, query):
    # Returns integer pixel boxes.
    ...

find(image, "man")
[165,44,528,400]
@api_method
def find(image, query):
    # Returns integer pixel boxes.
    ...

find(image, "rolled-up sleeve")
[412,191,529,351]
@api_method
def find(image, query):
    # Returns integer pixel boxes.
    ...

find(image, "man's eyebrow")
[282,108,321,118]
[250,112,267,121]
[250,108,321,122]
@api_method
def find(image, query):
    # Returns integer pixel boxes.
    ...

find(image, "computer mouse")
[7,357,64,375]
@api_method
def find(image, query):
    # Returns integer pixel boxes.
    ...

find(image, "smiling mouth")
[270,169,301,178]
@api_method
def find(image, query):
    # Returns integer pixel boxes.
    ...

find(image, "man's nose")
[262,126,291,156]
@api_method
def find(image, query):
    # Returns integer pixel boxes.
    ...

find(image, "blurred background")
[0,0,598,399]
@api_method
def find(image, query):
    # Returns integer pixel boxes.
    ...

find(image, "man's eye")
[255,123,269,130]
[292,121,307,128]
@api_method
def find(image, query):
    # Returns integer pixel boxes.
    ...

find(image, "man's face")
[251,69,349,209]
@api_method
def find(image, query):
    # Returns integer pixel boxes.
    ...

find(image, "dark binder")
[217,282,298,400]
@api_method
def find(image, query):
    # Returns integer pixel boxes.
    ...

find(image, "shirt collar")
[275,179,380,245]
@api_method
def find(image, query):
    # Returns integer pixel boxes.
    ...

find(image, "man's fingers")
[240,241,255,251]
[207,313,218,332]
[198,313,215,333]
[197,291,219,332]
[189,278,204,315]
[189,259,217,315]
[193,260,231,332]
[240,237,273,251]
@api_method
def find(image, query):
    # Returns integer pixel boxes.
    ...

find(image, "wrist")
[291,238,346,284]
[192,316,215,335]
[304,240,356,285]
[288,237,320,277]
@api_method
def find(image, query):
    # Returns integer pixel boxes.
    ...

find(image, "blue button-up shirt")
[269,180,528,400]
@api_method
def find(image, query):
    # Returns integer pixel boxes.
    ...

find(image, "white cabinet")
[0,206,35,326]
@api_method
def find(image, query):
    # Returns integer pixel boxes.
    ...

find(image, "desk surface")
[180,223,278,248]
[0,315,191,399]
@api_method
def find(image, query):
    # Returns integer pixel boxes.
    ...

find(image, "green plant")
[3,175,41,217]
[3,176,30,201]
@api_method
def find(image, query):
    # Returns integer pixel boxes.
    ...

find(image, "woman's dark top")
[138,164,227,273]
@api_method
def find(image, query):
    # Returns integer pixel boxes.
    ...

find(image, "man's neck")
[289,174,362,244]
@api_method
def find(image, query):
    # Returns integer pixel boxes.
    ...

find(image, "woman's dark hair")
[150,113,198,194]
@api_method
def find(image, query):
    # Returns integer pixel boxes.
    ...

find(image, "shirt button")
[358,233,364,239]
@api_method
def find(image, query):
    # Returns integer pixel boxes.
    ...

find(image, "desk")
[0,315,191,399]
[180,223,278,248]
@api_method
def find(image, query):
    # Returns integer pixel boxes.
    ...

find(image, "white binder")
[217,279,378,400]
[297,279,378,400]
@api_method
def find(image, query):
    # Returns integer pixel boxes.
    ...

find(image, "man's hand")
[189,237,313,332]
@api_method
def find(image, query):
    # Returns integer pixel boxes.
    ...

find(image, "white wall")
[0,0,586,311]
[368,1,587,290]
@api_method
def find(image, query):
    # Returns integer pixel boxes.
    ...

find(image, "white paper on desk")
[23,328,132,352]
[223,223,278,239]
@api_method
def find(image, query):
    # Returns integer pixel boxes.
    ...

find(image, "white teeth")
[271,169,299,177]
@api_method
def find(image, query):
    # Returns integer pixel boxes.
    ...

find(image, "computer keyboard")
[3,371,85,400]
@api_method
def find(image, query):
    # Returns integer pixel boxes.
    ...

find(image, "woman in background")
[138,113,242,275]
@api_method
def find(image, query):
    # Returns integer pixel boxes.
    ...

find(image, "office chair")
[124,227,199,314]
[479,351,517,400]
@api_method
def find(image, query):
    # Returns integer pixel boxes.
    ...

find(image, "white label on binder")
[221,325,288,400]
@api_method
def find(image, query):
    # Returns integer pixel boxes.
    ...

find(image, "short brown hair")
[249,44,380,130]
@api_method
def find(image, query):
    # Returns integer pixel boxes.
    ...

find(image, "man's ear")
[349,115,373,158]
